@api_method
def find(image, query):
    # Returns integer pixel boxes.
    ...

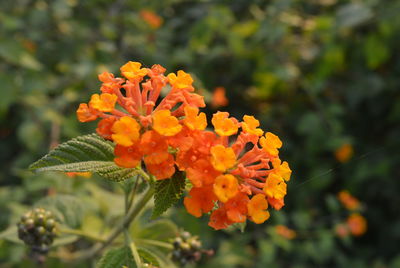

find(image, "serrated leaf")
[97,247,136,268]
[29,133,139,182]
[151,172,186,219]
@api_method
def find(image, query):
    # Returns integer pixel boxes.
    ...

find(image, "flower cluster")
[77,61,292,230]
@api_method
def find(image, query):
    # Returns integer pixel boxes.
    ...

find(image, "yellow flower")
[247,194,270,224]
[211,111,239,136]
[183,106,207,131]
[111,116,141,146]
[272,158,292,181]
[120,61,148,80]
[210,145,236,172]
[260,132,282,156]
[167,70,193,89]
[213,174,239,203]
[241,115,263,136]
[89,93,118,112]
[264,174,287,199]
[152,110,182,136]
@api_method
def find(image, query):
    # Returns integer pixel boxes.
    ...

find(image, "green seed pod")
[25,219,35,229]
[171,229,212,266]
[181,231,191,241]
[35,214,45,225]
[36,226,46,235]
[45,219,55,230]
[17,208,58,250]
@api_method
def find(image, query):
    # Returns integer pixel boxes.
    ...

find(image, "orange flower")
[335,143,354,163]
[337,190,360,211]
[145,154,175,180]
[184,186,217,217]
[186,159,220,187]
[213,174,239,203]
[114,143,142,168]
[111,116,141,146]
[183,106,207,131]
[140,10,163,29]
[225,193,249,223]
[260,132,282,156]
[275,225,296,239]
[77,103,98,122]
[211,112,238,136]
[347,213,367,236]
[267,197,285,210]
[241,115,263,136]
[272,158,292,181]
[211,87,228,108]
[247,194,270,224]
[96,117,116,140]
[140,130,169,165]
[98,71,115,83]
[167,70,194,90]
[152,110,182,136]
[210,145,236,172]
[98,71,123,94]
[120,61,148,81]
[89,93,118,112]
[208,207,233,230]
[264,174,287,199]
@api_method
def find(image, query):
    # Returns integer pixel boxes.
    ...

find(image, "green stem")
[69,185,155,261]
[128,236,142,267]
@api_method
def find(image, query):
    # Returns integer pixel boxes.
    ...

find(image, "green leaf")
[52,235,79,247]
[29,133,139,182]
[0,226,22,244]
[364,34,389,69]
[97,246,136,268]
[138,247,161,267]
[36,194,85,228]
[151,171,186,219]
[134,219,178,242]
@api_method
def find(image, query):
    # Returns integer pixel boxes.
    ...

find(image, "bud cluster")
[17,208,57,251]
[171,230,214,266]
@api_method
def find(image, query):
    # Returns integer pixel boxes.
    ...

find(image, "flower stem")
[68,184,155,261]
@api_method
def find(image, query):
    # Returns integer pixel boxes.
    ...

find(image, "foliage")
[152,172,186,219]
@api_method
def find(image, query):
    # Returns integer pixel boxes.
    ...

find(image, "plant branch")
[68,185,155,261]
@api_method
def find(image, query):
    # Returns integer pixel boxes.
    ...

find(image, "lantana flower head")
[77,61,292,230]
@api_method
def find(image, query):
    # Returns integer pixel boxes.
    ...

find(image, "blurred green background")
[1,0,400,267]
